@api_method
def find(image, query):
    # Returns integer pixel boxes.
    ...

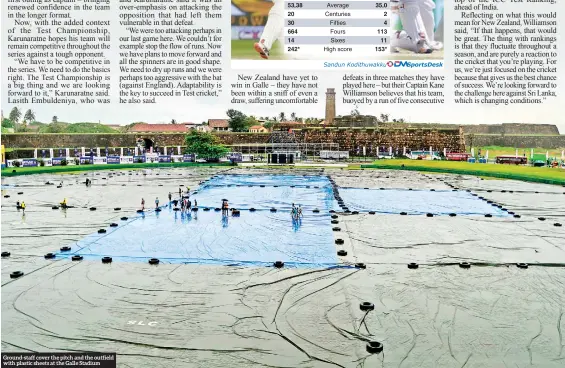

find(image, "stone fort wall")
[4,127,564,159]
[292,128,463,152]
[378,123,560,135]
[2,128,464,157]
[463,123,559,135]
[1,133,185,149]
[468,134,565,149]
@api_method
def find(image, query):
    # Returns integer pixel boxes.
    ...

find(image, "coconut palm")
[351,104,360,116]
[23,109,35,128]
[9,107,21,124]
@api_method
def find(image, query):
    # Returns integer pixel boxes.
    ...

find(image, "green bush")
[2,118,14,128]
[13,161,21,167]
[38,122,119,134]
[60,159,68,166]
[38,159,45,167]
[184,130,229,159]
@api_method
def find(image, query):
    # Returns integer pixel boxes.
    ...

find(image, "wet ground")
[1,167,564,367]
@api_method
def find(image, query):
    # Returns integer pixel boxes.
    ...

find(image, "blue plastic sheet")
[203,174,330,189]
[337,188,510,216]
[59,175,339,268]
[57,175,508,267]
[63,207,337,268]
[194,174,334,211]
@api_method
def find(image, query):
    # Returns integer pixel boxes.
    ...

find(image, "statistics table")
[284,0,391,59]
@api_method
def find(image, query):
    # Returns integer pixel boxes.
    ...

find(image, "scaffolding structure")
[226,129,339,160]
[227,143,340,159]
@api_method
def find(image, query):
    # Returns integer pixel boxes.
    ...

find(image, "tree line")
[2,107,37,133]
[225,109,324,132]
[2,106,406,135]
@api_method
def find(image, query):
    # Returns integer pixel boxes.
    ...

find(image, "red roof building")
[249,125,269,133]
[128,123,189,133]
[208,119,231,131]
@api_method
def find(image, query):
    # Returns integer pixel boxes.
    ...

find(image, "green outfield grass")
[232,40,284,60]
[360,160,565,185]
[469,146,564,158]
[1,162,232,177]
[5,159,564,185]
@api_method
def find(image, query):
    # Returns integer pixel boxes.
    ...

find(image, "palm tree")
[379,113,389,123]
[278,112,286,122]
[23,109,35,129]
[9,107,21,124]
[9,107,21,132]
[290,112,296,121]
[52,116,58,124]
[351,104,360,116]
[171,119,177,124]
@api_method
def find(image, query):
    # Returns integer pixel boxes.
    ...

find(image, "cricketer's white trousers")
[259,0,285,50]
[391,0,436,51]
